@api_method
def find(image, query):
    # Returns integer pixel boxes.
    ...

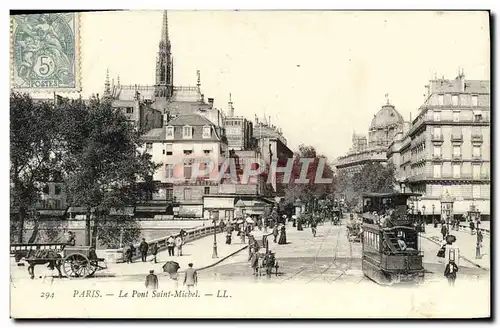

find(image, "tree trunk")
[27,217,39,243]
[91,212,98,248]
[17,206,26,243]
[85,209,91,246]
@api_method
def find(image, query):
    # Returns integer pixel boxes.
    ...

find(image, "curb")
[197,245,249,271]
[421,234,488,271]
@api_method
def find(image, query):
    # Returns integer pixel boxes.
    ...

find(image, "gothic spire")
[160,10,170,48]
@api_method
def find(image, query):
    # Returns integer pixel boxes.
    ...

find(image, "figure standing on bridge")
[272,224,279,243]
[150,242,158,263]
[167,235,175,256]
[139,238,149,262]
[175,235,184,256]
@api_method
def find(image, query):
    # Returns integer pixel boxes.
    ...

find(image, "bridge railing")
[457,223,490,237]
[97,224,222,263]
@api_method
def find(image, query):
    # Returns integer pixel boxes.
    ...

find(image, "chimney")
[208,98,214,109]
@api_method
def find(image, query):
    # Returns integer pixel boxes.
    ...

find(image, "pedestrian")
[126,243,135,263]
[167,235,175,256]
[440,225,448,240]
[175,234,183,256]
[311,219,317,237]
[139,238,149,262]
[150,242,158,263]
[145,269,159,290]
[183,263,197,290]
[278,225,287,245]
[272,224,279,243]
[225,230,232,245]
[475,241,481,259]
[444,260,458,286]
[469,220,475,235]
[250,251,259,276]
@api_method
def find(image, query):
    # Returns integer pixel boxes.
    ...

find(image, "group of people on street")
[145,263,198,290]
[124,231,186,264]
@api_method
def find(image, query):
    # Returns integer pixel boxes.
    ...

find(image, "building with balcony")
[389,72,490,219]
[141,113,228,219]
[336,97,406,176]
[223,94,255,151]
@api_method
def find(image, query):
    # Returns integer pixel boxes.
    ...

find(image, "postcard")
[9,10,490,318]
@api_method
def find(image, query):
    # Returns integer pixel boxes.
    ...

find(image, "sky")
[44,10,491,159]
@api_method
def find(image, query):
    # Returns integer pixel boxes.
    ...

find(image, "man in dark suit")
[444,260,459,286]
[139,238,149,262]
[183,263,198,290]
[145,270,159,290]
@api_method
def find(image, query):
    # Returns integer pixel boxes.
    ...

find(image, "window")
[452,164,461,178]
[184,163,192,179]
[183,126,193,139]
[472,95,478,107]
[433,164,441,178]
[472,164,481,179]
[452,95,459,106]
[165,164,174,179]
[204,187,210,195]
[433,127,441,138]
[474,111,483,122]
[166,144,173,156]
[184,150,193,155]
[453,146,461,157]
[433,146,441,156]
[184,188,192,200]
[202,126,211,138]
[453,111,460,122]
[166,126,174,138]
[438,94,444,106]
[43,184,50,194]
[472,185,481,198]
[434,112,441,122]
[473,146,481,158]
[203,149,211,155]
[55,184,62,195]
[146,143,153,151]
[55,199,62,209]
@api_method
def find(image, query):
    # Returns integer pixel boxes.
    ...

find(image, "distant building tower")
[155,10,174,100]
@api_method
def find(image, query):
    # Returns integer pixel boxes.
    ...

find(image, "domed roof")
[370,103,404,130]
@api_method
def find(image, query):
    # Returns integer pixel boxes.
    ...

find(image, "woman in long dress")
[278,225,287,245]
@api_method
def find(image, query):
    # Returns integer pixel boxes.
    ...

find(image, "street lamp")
[432,204,436,227]
[441,191,454,236]
[422,205,426,223]
[212,214,218,259]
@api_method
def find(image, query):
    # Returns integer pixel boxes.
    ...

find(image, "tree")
[349,162,396,211]
[283,144,336,212]
[59,96,159,247]
[10,92,62,242]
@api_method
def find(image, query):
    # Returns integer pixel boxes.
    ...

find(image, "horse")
[15,249,63,280]
[261,252,279,277]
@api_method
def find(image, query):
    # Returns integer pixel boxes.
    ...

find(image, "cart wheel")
[63,254,95,278]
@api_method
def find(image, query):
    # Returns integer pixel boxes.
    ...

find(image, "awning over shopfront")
[135,206,167,213]
[109,207,135,216]
[38,209,67,217]
[178,205,203,218]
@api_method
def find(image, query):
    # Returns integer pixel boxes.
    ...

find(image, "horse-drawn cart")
[11,243,107,279]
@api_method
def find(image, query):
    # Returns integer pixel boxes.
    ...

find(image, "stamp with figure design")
[10,13,80,91]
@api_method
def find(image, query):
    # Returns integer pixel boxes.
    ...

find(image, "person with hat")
[145,270,159,290]
[183,263,198,290]
[444,259,459,286]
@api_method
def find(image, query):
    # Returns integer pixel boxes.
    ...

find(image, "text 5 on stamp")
[10,13,81,92]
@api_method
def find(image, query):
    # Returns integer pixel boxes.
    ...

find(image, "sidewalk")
[422,225,490,269]
[104,232,248,277]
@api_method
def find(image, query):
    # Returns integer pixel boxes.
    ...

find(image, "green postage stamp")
[10,13,81,92]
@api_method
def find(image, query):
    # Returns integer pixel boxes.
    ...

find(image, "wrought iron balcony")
[431,154,442,160]
[431,134,443,142]
[451,134,463,142]
[471,134,483,142]
[451,154,462,161]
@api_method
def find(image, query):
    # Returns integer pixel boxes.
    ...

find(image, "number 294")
[40,292,55,299]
